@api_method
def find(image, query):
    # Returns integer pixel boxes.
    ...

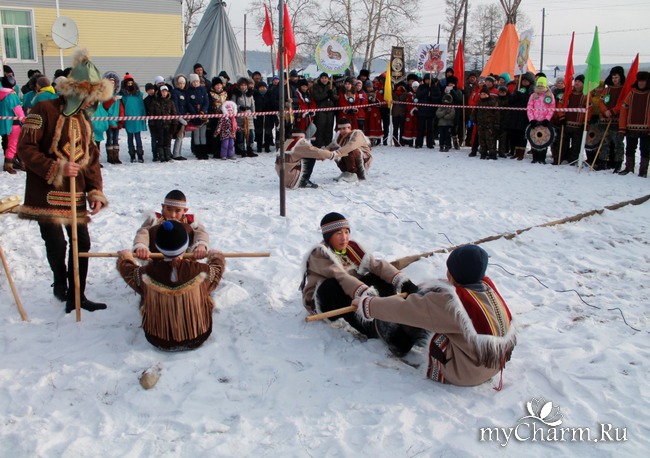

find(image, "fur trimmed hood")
[57,48,113,116]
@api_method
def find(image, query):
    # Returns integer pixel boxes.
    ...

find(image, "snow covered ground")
[0,134,648,457]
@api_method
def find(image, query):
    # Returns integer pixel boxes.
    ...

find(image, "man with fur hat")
[353,244,516,387]
[598,66,627,172]
[618,71,650,177]
[117,220,226,351]
[17,48,112,312]
[559,75,587,164]
[300,212,419,341]
[313,73,339,149]
[275,130,349,189]
[326,118,373,182]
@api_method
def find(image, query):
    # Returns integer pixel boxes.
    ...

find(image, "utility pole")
[462,0,468,51]
[539,8,546,72]
[437,24,441,44]
[244,13,248,66]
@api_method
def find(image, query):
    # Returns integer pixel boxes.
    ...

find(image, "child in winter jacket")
[214,101,238,160]
[0,76,25,174]
[436,94,456,151]
[119,73,147,162]
[526,77,556,164]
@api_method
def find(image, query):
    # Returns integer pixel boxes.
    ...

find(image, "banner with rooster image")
[416,43,448,75]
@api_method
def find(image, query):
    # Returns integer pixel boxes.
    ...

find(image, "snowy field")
[0,134,648,457]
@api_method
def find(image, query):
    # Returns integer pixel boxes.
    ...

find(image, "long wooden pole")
[79,252,270,259]
[557,125,565,165]
[305,292,408,322]
[69,124,81,321]
[0,243,28,321]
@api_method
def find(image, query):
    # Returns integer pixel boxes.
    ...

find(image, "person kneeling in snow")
[353,245,516,387]
[326,118,373,182]
[275,130,349,189]
[117,220,225,351]
[300,212,420,342]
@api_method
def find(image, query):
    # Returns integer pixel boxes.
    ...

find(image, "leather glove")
[541,119,550,127]
[530,120,539,128]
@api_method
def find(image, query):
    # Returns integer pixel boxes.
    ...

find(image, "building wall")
[3,1,183,89]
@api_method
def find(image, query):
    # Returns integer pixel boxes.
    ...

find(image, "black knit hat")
[319,72,329,79]
[446,245,488,285]
[218,70,230,80]
[358,69,370,78]
[574,74,585,83]
[212,76,223,87]
[162,189,187,208]
[193,63,204,71]
[636,71,650,82]
[155,221,189,258]
[289,69,299,77]
[320,212,350,246]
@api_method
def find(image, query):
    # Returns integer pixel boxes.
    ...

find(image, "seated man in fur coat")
[300,212,419,340]
[117,220,226,351]
[326,118,373,182]
[353,245,516,388]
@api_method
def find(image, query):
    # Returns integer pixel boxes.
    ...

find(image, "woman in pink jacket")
[526,76,556,164]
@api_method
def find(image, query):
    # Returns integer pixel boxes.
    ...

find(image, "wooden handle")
[0,244,28,321]
[79,252,270,258]
[305,293,408,323]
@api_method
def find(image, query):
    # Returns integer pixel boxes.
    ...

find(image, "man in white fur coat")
[354,244,516,388]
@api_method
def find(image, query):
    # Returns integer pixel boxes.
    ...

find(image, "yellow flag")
[383,60,392,108]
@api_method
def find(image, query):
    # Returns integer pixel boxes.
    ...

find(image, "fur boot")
[106,145,115,164]
[128,148,136,163]
[515,147,525,161]
[618,155,635,175]
[137,149,145,163]
[639,157,649,178]
[112,145,122,164]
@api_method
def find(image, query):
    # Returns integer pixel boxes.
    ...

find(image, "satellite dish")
[51,16,79,49]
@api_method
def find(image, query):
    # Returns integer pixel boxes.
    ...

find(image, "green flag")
[583,26,601,95]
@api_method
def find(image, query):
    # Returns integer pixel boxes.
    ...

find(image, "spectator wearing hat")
[363,82,383,145]
[253,81,277,153]
[313,72,338,149]
[442,76,463,150]
[17,48,112,312]
[414,73,441,149]
[21,73,41,114]
[142,83,158,160]
[506,72,535,161]
[436,93,455,152]
[231,77,257,157]
[193,63,210,87]
[353,244,516,387]
[294,78,317,140]
[618,71,650,177]
[357,69,370,85]
[149,85,178,162]
[186,73,210,159]
[337,77,361,130]
[558,74,587,164]
[391,81,409,146]
[463,72,480,149]
[300,212,419,342]
[495,85,510,158]
[99,71,122,164]
[402,81,420,147]
[527,77,556,164]
[117,220,226,351]
[119,72,148,162]
[21,69,41,99]
[471,87,498,160]
[597,66,627,172]
[439,67,455,90]
[205,76,228,158]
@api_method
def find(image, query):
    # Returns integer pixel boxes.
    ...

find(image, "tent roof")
[176,0,248,80]
[481,23,537,78]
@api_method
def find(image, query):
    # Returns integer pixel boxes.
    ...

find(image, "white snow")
[1,135,648,456]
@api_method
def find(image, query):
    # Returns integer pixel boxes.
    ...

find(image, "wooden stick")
[557,124,565,165]
[69,127,82,322]
[305,293,408,322]
[0,243,28,321]
[590,118,612,170]
[79,252,270,258]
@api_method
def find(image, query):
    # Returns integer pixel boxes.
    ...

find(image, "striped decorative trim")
[155,240,189,259]
[353,284,368,298]
[321,218,350,235]
[22,113,43,130]
[162,198,187,208]
[47,190,84,207]
[426,334,449,383]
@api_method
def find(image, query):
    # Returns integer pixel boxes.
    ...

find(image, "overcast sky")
[221,0,649,68]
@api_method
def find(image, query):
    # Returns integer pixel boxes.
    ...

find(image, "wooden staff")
[590,118,612,170]
[305,292,408,322]
[79,252,270,258]
[0,243,28,321]
[557,125,565,165]
[69,124,82,321]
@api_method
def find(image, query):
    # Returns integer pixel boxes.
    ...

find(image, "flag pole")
[577,89,592,173]
[278,0,286,217]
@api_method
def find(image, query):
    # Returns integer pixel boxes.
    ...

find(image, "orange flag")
[262,4,274,46]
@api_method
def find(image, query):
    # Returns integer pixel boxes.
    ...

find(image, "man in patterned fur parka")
[17,48,112,313]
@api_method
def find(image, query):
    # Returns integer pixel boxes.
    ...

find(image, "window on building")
[1,9,36,61]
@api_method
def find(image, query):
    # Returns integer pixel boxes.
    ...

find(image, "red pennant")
[454,40,465,90]
[276,4,297,70]
[262,4,274,47]
[614,53,639,111]
[563,32,575,104]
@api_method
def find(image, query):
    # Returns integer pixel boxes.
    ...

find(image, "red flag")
[614,53,639,111]
[454,40,465,90]
[276,4,297,69]
[563,32,575,104]
[262,4,274,46]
